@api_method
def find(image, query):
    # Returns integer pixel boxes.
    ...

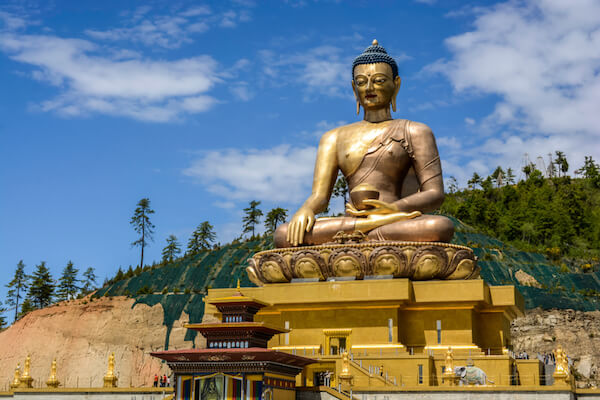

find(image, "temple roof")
[150,348,314,368]
[186,321,288,335]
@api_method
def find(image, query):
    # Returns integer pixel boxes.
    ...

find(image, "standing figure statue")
[275,40,453,247]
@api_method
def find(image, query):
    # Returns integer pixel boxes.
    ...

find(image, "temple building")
[151,288,313,400]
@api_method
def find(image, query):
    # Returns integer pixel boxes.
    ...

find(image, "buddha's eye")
[374,78,386,84]
[355,78,367,86]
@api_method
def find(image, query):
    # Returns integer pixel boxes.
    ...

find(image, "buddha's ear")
[352,80,360,115]
[391,76,401,112]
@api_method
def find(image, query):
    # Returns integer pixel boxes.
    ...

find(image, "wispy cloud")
[183,145,316,203]
[0,30,220,121]
[259,45,350,99]
[85,5,251,49]
[427,0,600,182]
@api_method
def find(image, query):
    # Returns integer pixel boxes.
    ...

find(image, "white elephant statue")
[454,366,495,385]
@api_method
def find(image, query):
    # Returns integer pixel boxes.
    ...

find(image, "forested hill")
[441,170,600,260]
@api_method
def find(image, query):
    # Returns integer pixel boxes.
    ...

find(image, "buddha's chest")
[336,122,409,177]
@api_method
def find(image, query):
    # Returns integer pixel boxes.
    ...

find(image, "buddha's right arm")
[287,130,338,245]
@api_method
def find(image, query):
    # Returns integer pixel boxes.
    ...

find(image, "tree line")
[2,260,97,328]
[441,153,600,260]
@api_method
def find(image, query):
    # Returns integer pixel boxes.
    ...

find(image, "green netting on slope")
[449,216,600,311]
[95,238,270,349]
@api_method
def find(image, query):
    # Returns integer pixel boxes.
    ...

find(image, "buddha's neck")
[363,107,392,123]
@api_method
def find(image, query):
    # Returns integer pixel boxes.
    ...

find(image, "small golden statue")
[339,351,353,386]
[553,345,572,388]
[10,364,21,389]
[19,355,34,388]
[442,347,457,386]
[103,352,118,388]
[46,359,60,388]
[275,39,453,247]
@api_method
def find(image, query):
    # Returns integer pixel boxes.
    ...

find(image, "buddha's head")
[352,40,401,114]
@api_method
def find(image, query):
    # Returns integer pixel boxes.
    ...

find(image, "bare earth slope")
[0,295,200,390]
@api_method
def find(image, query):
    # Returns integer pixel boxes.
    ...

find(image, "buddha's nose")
[366,79,374,90]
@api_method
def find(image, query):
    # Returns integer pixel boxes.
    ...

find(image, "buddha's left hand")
[347,199,413,217]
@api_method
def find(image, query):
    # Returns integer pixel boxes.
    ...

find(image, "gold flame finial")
[372,39,378,46]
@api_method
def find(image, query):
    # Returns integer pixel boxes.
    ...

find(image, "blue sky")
[1,0,599,319]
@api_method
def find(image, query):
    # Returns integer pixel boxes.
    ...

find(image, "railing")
[3,377,173,392]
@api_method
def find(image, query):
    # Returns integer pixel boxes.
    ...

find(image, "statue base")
[17,376,33,389]
[103,376,118,388]
[247,241,479,285]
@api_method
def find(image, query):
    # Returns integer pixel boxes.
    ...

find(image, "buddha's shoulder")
[317,121,363,143]
[406,120,434,137]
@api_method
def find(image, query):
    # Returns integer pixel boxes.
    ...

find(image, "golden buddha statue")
[247,40,478,285]
[275,40,453,247]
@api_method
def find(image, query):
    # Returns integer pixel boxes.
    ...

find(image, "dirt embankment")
[0,295,199,390]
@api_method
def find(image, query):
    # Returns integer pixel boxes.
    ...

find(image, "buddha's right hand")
[287,207,315,246]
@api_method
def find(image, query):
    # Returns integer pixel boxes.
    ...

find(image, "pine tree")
[27,261,54,309]
[187,222,216,254]
[57,261,79,301]
[332,174,349,209]
[19,298,35,318]
[242,200,263,238]
[467,173,482,189]
[81,267,97,294]
[130,198,155,268]
[506,168,516,185]
[162,235,181,263]
[491,166,505,187]
[265,208,288,233]
[554,151,569,177]
[6,260,28,323]
[0,300,7,329]
[447,176,458,194]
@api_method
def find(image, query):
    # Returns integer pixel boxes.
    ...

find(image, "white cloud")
[229,82,253,101]
[429,0,600,181]
[259,46,350,99]
[84,5,250,49]
[464,117,475,125]
[0,32,220,121]
[0,11,27,31]
[414,0,437,5]
[183,145,316,203]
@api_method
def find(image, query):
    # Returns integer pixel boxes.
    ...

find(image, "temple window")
[418,364,423,384]
[436,320,442,344]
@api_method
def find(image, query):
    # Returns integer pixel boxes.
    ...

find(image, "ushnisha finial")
[372,39,378,46]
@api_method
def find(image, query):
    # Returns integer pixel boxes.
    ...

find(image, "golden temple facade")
[204,278,549,390]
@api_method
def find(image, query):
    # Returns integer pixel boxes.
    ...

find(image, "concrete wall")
[2,389,172,400]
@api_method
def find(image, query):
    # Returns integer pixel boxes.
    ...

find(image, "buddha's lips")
[365,94,377,99]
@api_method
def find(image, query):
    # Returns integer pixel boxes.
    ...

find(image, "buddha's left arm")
[393,122,444,213]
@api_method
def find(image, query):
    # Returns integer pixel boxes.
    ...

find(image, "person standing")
[153,374,158,387]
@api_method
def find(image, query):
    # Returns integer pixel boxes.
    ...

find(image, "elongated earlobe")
[392,76,401,113]
[356,100,361,115]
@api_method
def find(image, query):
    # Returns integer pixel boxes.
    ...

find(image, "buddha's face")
[352,63,401,111]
